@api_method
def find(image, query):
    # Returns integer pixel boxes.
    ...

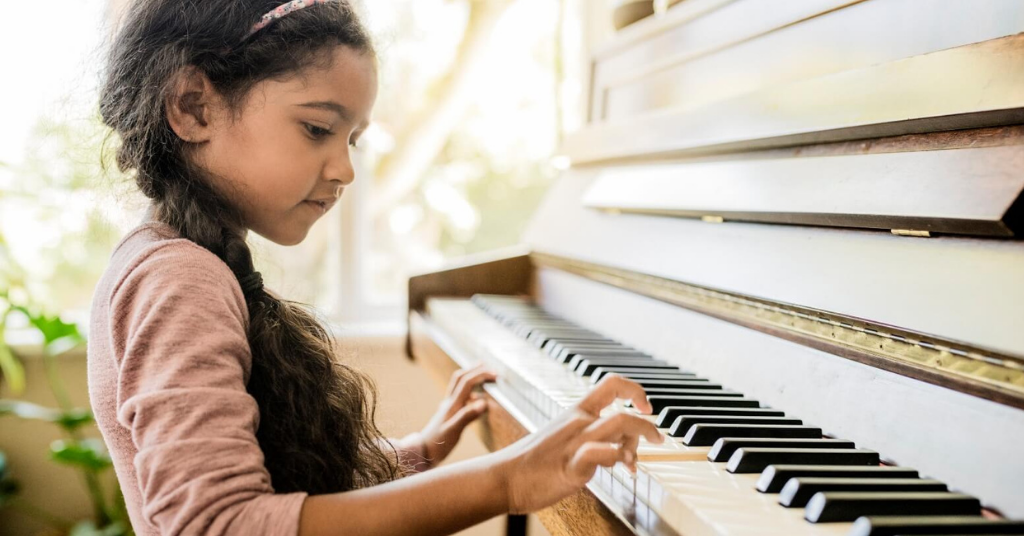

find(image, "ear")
[165,66,220,143]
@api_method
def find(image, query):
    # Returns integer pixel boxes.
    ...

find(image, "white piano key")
[429,298,858,536]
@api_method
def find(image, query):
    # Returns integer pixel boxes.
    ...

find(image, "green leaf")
[14,305,85,349]
[55,407,95,430]
[0,306,26,394]
[0,335,26,395]
[49,439,112,471]
[45,333,86,357]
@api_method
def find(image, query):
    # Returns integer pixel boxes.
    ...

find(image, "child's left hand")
[417,363,497,468]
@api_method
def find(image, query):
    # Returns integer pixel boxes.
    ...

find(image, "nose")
[323,146,356,187]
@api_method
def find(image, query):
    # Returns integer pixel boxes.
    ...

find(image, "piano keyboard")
[425,295,1024,536]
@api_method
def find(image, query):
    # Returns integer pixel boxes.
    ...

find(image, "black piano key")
[757,465,920,493]
[574,359,667,376]
[707,438,853,462]
[511,320,570,328]
[515,324,571,338]
[669,416,802,438]
[682,424,823,446]
[591,366,691,381]
[559,348,650,363]
[546,336,620,346]
[576,360,675,377]
[633,379,723,390]
[567,354,658,370]
[727,448,879,474]
[546,338,626,346]
[558,350,647,364]
[780,478,947,508]
[848,516,1024,536]
[530,332,604,348]
[804,492,981,523]
[648,396,761,413]
[549,342,630,358]
[642,389,743,403]
[526,328,602,342]
[546,338,623,349]
[638,393,745,407]
[568,351,658,366]
[591,370,699,384]
[508,318,569,327]
[656,406,785,428]
[645,389,742,398]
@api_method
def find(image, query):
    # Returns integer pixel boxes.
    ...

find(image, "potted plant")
[0,230,132,536]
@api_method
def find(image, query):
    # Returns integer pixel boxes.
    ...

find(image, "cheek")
[229,119,316,208]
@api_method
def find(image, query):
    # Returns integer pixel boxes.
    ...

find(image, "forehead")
[258,45,378,124]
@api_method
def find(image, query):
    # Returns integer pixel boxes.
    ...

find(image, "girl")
[89,1,662,534]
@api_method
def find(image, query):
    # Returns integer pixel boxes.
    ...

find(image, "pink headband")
[245,0,336,40]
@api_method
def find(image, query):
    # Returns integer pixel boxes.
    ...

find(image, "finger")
[445,364,478,395]
[578,375,652,415]
[445,398,488,433]
[568,442,630,482]
[452,367,498,408]
[621,434,640,473]
[582,412,663,444]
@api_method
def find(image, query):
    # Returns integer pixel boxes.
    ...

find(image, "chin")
[256,226,309,247]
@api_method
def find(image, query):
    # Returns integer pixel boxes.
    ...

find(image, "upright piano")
[406,1,1024,534]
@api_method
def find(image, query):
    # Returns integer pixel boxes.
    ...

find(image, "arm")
[299,450,508,536]
[300,375,664,536]
[384,433,430,473]
[398,365,496,473]
[111,242,306,535]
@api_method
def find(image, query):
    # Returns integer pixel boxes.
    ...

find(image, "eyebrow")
[296,101,354,122]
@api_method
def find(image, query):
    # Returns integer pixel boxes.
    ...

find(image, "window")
[1,0,586,334]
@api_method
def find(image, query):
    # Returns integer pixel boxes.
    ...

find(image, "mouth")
[303,199,333,215]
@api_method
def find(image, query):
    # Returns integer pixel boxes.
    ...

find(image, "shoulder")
[108,224,248,325]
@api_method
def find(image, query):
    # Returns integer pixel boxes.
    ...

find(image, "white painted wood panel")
[534,267,1024,517]
[522,170,1024,356]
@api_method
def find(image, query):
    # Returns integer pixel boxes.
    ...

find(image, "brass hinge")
[891,229,931,237]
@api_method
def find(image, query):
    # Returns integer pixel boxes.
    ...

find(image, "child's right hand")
[495,375,664,514]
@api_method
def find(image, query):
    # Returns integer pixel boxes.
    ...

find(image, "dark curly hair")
[99,0,400,494]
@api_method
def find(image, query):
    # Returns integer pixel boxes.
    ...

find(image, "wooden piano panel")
[594,0,1024,122]
[523,167,1024,358]
[581,143,1024,237]
[569,33,1024,165]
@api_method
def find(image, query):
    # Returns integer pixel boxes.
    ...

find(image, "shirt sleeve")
[109,241,307,536]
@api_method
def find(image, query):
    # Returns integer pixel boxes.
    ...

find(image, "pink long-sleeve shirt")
[88,222,308,535]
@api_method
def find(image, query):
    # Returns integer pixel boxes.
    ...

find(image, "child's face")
[197,45,377,246]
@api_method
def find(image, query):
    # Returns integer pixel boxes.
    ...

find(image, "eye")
[303,123,334,139]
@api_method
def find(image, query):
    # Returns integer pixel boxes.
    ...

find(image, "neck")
[142,202,249,241]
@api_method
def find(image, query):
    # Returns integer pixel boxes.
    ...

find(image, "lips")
[303,199,334,214]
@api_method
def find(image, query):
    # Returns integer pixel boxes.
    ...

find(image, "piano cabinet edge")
[408,311,636,536]
[406,253,535,359]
